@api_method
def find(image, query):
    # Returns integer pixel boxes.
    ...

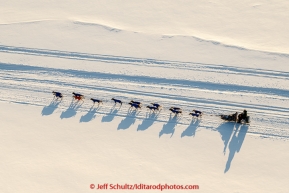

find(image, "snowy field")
[1,1,289,192]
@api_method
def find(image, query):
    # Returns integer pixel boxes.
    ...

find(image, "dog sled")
[220,110,250,124]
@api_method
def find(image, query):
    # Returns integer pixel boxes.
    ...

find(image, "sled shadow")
[159,114,179,138]
[80,106,100,123]
[181,119,201,138]
[215,122,235,155]
[137,111,159,131]
[41,99,61,116]
[224,124,249,173]
[117,109,139,130]
[101,105,120,122]
[60,101,83,119]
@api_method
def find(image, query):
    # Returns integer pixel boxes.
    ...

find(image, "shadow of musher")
[224,124,249,173]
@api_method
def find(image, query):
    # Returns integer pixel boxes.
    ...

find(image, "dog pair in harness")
[129,102,141,110]
[72,92,85,101]
[189,110,203,118]
[129,100,142,110]
[169,107,182,115]
[147,103,162,112]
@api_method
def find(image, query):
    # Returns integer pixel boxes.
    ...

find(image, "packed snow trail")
[0,46,288,140]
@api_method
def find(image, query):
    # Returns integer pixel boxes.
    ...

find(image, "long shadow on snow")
[215,122,248,173]
[1,62,288,98]
[181,119,201,138]
[159,114,179,138]
[137,111,159,131]
[60,101,83,119]
[224,124,248,173]
[80,106,100,122]
[215,122,236,155]
[101,105,120,122]
[117,109,139,130]
[41,99,61,116]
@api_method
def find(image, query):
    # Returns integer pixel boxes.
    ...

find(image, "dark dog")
[151,103,162,109]
[192,110,202,115]
[189,110,203,118]
[72,92,84,97]
[170,107,182,111]
[52,91,63,99]
[146,105,158,112]
[72,92,84,101]
[131,100,141,105]
[129,102,141,109]
[189,113,201,117]
[112,98,123,105]
[169,108,182,115]
[90,98,103,105]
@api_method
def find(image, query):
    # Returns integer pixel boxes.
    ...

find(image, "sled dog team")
[53,91,249,123]
[52,91,203,117]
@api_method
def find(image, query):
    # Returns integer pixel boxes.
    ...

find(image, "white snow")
[1,102,289,193]
[0,1,289,192]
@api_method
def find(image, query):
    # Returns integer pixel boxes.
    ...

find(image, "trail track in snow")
[0,45,288,140]
[1,45,289,80]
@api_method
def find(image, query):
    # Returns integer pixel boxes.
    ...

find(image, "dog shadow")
[181,118,201,138]
[80,106,100,123]
[101,105,120,122]
[41,99,61,116]
[159,114,179,138]
[60,101,83,119]
[137,111,159,131]
[117,109,139,130]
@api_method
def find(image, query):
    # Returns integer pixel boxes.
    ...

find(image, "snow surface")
[0,1,289,192]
